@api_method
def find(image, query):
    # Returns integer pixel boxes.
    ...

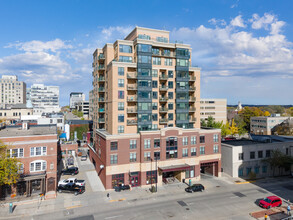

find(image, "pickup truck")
[58,183,85,196]
[58,178,85,187]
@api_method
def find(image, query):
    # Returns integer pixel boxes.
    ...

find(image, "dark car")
[61,167,79,176]
[185,184,205,193]
[259,196,282,209]
[57,183,85,196]
[114,184,131,192]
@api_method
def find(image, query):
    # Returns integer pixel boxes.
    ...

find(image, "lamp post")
[155,154,158,193]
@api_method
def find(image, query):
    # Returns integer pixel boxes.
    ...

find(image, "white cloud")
[101,26,134,41]
[230,15,246,27]
[250,13,275,30]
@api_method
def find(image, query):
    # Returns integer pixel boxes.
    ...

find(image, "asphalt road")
[26,177,293,220]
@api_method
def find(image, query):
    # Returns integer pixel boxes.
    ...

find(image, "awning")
[59,133,66,139]
[159,164,191,172]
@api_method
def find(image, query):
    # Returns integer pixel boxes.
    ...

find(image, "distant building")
[200,99,227,124]
[0,75,26,107]
[221,135,293,178]
[272,117,293,135]
[250,115,288,135]
[75,101,89,118]
[70,92,85,109]
[27,84,60,114]
[0,124,58,200]
[0,104,33,123]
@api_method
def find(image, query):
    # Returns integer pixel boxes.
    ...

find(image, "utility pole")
[155,154,158,193]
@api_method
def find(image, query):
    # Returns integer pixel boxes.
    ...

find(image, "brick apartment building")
[0,124,58,200]
[89,27,221,190]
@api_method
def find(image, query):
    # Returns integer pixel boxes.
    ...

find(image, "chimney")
[22,122,29,130]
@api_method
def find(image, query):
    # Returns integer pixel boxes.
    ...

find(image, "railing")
[98,77,105,81]
[127,119,137,125]
[127,108,137,113]
[98,54,105,60]
[98,108,105,112]
[159,107,168,112]
[127,96,137,101]
[159,75,168,80]
[189,117,196,122]
[189,76,196,81]
[189,86,196,91]
[189,108,196,112]
[189,97,196,102]
[127,73,137,79]
[98,98,105,102]
[159,97,168,102]
[159,86,168,91]
[98,118,105,123]
[127,85,137,90]
[98,87,105,92]
[159,118,168,124]
[98,65,105,70]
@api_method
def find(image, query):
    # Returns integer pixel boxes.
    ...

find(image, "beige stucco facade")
[200,98,227,124]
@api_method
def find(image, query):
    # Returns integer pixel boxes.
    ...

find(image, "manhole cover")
[216,186,220,187]
[186,208,190,211]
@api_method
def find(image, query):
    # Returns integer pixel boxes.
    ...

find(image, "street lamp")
[155,154,158,193]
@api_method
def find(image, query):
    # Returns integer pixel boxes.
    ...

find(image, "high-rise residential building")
[200,99,227,124]
[89,90,94,120]
[70,92,85,109]
[27,84,60,114]
[89,27,221,190]
[0,75,26,107]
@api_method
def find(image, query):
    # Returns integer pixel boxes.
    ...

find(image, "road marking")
[66,205,82,209]
[235,180,256,184]
[109,198,126,202]
[105,215,123,219]
[229,196,238,199]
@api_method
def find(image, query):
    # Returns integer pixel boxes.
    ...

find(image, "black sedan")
[114,184,130,192]
[61,167,79,176]
[58,183,85,196]
[185,184,205,193]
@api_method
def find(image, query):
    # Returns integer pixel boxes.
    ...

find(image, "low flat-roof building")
[221,135,293,178]
[250,115,288,135]
[0,104,33,124]
[0,124,58,200]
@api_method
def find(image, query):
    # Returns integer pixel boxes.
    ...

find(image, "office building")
[89,27,221,189]
[0,75,26,107]
[200,99,227,124]
[250,115,288,135]
[27,84,60,114]
[70,92,85,109]
[75,100,89,118]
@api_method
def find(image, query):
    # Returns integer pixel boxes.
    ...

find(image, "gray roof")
[0,124,57,137]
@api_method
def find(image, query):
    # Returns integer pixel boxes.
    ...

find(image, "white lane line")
[105,215,123,219]
[229,196,239,199]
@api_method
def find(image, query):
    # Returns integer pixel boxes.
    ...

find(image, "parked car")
[61,167,79,176]
[114,184,130,192]
[81,155,87,161]
[259,196,282,209]
[185,184,205,193]
[57,183,85,196]
[58,178,85,187]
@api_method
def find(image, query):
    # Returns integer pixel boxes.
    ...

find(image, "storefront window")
[185,166,195,178]
[112,174,124,188]
[146,171,157,184]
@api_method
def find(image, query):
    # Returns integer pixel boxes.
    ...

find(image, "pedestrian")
[287,203,291,216]
[107,193,109,199]
[264,213,267,220]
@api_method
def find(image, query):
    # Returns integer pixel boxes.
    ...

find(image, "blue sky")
[0,0,293,106]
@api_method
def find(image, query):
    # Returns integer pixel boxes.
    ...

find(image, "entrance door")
[130,172,140,187]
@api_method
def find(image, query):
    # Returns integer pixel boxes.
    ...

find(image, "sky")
[0,0,292,106]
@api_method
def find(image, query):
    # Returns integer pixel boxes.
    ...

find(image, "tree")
[229,119,239,137]
[239,107,264,132]
[221,121,231,137]
[200,119,207,127]
[0,142,19,186]
[264,111,271,116]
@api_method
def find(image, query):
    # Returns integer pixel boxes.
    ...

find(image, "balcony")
[98,54,105,60]
[127,73,137,79]
[98,77,105,82]
[98,87,105,92]
[189,117,196,122]
[127,96,137,102]
[189,86,196,91]
[98,118,105,123]
[189,97,196,102]
[98,65,105,71]
[189,76,196,81]
[159,75,168,80]
[159,118,168,124]
[127,108,137,113]
[127,119,138,125]
[98,108,105,113]
[159,86,168,91]
[127,85,137,90]
[159,97,168,102]
[159,107,168,113]
[98,97,105,102]
[189,107,196,112]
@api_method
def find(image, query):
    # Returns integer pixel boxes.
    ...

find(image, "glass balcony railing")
[98,87,105,92]
[98,108,105,112]
[159,118,168,124]
[127,119,138,125]
[159,86,168,91]
[127,108,137,113]
[127,96,137,102]
[159,97,168,102]
[98,54,105,60]
[127,73,137,79]
[159,75,168,80]
[127,85,137,90]
[159,107,168,112]
[98,118,105,123]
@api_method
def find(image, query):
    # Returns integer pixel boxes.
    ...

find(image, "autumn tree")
[221,121,231,137]
[0,142,19,186]
[230,119,239,137]
[239,107,264,132]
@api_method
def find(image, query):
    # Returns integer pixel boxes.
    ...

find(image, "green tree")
[200,119,207,127]
[221,121,231,137]
[0,142,19,186]
[239,107,264,132]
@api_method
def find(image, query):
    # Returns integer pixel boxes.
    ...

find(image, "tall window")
[118,91,124,99]
[168,81,173,89]
[110,155,118,164]
[168,113,173,120]
[266,150,271,158]
[152,91,158,99]
[152,81,158,88]
[213,134,219,142]
[152,69,158,77]
[191,147,196,156]
[118,67,124,76]
[154,139,160,148]
[168,103,173,110]
[144,139,151,149]
[168,92,173,99]
[138,55,151,64]
[200,136,205,143]
[250,152,255,159]
[164,58,172,66]
[144,152,151,161]
[111,142,118,151]
[152,57,161,65]
[118,114,124,122]
[213,145,219,153]
[118,102,124,110]
[168,70,173,78]
[200,146,205,155]
[182,148,188,157]
[152,114,158,121]
[130,153,137,162]
[30,147,47,157]
[119,56,132,63]
[146,171,157,184]
[154,151,160,160]
[258,151,263,158]
[182,137,188,146]
[118,79,124,87]
[30,160,46,172]
[130,140,137,149]
[118,125,124,134]
[191,136,196,145]
[238,153,244,160]
[119,44,132,53]
[152,102,158,110]
[8,148,24,158]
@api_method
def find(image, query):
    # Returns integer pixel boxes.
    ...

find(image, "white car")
[58,178,85,187]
